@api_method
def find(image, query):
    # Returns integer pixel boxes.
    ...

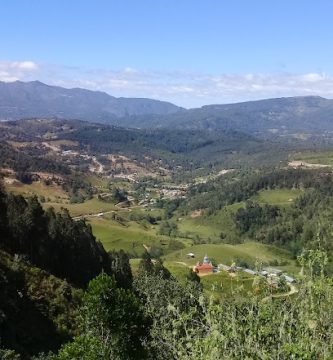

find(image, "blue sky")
[1,0,333,107]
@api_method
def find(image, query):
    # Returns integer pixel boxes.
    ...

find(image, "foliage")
[111,187,128,203]
[138,252,172,280]
[0,187,111,287]
[234,200,279,234]
[159,220,178,237]
[53,273,150,360]
[0,250,82,358]
[133,273,204,360]
[186,269,201,285]
[0,142,70,176]
[109,249,133,289]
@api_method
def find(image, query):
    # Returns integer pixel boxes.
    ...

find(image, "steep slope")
[0,249,82,358]
[0,80,183,121]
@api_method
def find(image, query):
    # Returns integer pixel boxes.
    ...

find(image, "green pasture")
[164,242,296,270]
[44,197,116,217]
[177,202,244,241]
[252,188,303,206]
[89,217,186,255]
[291,150,333,166]
[131,258,255,299]
[200,271,254,298]
[6,181,68,201]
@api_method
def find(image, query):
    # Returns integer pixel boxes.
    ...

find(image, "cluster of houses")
[192,254,296,284]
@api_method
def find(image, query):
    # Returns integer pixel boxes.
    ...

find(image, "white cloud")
[0,60,39,82]
[11,61,39,71]
[1,60,333,107]
[301,72,326,82]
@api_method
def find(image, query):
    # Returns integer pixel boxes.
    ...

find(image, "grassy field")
[200,271,254,298]
[176,189,303,246]
[89,217,188,256]
[89,217,160,253]
[290,150,333,166]
[6,181,68,201]
[252,188,303,206]
[44,197,116,217]
[162,241,298,298]
[130,258,255,299]
[164,242,297,274]
[177,202,244,241]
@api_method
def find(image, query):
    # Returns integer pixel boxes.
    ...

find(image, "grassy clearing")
[6,181,68,201]
[178,218,221,239]
[164,242,296,271]
[200,271,254,298]
[178,203,244,241]
[44,198,116,217]
[252,189,303,206]
[89,217,186,256]
[291,150,333,166]
[89,217,159,253]
[165,260,254,297]
[130,259,254,299]
[84,174,109,189]
[163,242,298,298]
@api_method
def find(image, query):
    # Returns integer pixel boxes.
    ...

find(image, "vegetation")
[3,117,333,358]
[27,249,333,360]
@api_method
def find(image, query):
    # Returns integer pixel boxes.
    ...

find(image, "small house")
[193,255,214,274]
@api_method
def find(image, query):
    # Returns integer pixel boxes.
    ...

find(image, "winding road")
[262,284,298,302]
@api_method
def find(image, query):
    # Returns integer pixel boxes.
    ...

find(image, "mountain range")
[0,80,183,121]
[1,80,333,137]
[121,96,333,136]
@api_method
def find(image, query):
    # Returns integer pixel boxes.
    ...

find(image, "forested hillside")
[179,168,333,267]
[0,118,282,173]
[114,96,333,137]
[0,81,182,121]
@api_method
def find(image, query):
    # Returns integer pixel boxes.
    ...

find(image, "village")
[191,253,296,288]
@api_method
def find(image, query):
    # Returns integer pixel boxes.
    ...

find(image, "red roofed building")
[193,255,214,274]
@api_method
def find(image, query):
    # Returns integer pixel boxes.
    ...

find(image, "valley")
[3,0,333,357]
[0,118,312,287]
[2,96,333,359]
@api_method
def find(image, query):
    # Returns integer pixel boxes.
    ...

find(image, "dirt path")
[175,261,189,266]
[91,156,104,174]
[262,284,298,302]
[73,210,115,221]
[72,202,146,220]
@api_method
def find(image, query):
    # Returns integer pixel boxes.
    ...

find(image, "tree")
[79,273,149,359]
[109,250,133,289]
[153,258,172,280]
[138,251,154,276]
[112,188,127,203]
[186,269,201,285]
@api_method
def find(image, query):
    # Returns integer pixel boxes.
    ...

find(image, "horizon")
[2,79,330,110]
[1,0,333,107]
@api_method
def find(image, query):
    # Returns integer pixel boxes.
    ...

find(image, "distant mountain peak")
[0,80,183,122]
